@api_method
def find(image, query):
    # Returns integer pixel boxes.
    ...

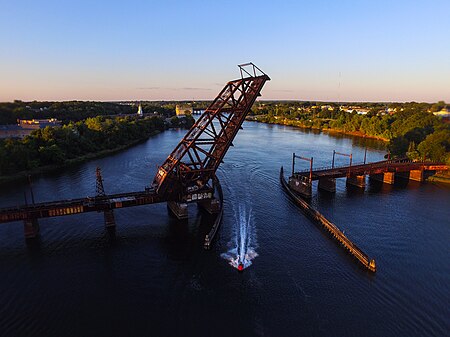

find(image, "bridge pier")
[104,210,116,228]
[318,177,336,193]
[289,176,312,198]
[24,218,40,239]
[346,175,366,188]
[409,170,424,182]
[197,198,220,214]
[369,172,395,184]
[167,201,188,219]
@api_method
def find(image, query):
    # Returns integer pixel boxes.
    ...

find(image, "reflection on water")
[0,122,448,337]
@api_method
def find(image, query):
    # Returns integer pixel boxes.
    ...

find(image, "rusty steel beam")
[152,63,270,197]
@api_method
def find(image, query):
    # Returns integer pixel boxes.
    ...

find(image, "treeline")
[0,116,165,176]
[252,101,450,163]
[0,101,179,124]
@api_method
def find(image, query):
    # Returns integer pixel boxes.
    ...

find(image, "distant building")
[18,118,61,130]
[0,125,31,139]
[433,108,450,118]
[137,103,143,116]
[175,104,193,117]
[0,118,61,139]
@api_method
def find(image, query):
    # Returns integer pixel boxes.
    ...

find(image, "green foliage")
[417,129,450,162]
[0,116,165,176]
[0,101,181,125]
[251,101,449,162]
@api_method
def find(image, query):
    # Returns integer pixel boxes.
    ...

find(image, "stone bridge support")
[346,175,366,188]
[318,177,336,193]
[197,198,220,214]
[409,170,424,182]
[167,201,188,219]
[369,172,395,184]
[104,210,116,228]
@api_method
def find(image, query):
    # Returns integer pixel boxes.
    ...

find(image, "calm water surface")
[0,122,449,337]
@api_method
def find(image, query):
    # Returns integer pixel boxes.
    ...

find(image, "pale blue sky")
[1,0,449,102]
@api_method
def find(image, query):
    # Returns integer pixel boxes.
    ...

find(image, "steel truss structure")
[152,63,270,197]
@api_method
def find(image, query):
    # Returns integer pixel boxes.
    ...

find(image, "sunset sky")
[1,0,449,102]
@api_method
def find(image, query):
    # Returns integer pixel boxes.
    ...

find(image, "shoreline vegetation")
[0,131,160,185]
[0,101,195,185]
[247,101,450,164]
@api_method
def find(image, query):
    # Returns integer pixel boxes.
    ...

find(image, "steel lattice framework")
[152,63,270,196]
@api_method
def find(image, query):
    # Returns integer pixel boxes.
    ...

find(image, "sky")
[0,0,449,103]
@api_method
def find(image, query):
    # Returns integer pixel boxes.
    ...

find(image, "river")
[0,122,449,336]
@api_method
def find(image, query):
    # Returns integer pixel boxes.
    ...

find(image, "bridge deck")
[0,188,215,224]
[295,159,448,180]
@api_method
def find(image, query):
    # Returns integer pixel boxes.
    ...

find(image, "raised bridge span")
[0,63,270,243]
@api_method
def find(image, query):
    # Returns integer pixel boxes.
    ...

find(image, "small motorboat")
[237,263,244,272]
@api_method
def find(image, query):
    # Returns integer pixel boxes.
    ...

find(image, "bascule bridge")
[0,63,270,245]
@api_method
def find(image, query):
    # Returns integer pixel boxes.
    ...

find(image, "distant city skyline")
[1,0,449,103]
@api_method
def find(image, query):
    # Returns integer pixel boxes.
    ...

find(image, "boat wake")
[221,204,258,271]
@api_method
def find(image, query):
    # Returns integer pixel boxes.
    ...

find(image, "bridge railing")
[294,158,413,175]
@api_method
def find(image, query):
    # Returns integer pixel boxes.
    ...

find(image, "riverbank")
[0,130,161,185]
[247,118,389,142]
[428,172,450,185]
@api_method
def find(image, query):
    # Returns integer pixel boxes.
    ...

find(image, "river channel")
[0,121,449,336]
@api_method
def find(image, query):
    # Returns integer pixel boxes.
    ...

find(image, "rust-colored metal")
[294,158,449,180]
[292,153,313,182]
[152,63,270,197]
[95,167,106,197]
[0,64,270,227]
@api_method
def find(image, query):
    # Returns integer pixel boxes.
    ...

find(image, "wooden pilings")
[204,176,224,249]
[281,167,376,272]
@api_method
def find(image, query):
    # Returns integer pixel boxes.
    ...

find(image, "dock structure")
[280,167,376,272]
[203,176,224,249]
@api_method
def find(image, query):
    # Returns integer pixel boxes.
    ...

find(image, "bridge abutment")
[346,175,366,188]
[318,177,336,193]
[197,198,220,214]
[24,218,40,239]
[409,170,424,182]
[369,172,395,184]
[104,210,116,228]
[167,201,188,219]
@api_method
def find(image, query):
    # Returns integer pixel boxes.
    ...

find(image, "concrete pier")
[104,210,116,228]
[409,169,424,182]
[167,201,188,219]
[346,175,366,188]
[24,218,40,239]
[369,172,395,184]
[289,176,312,198]
[197,198,220,214]
[318,177,336,193]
